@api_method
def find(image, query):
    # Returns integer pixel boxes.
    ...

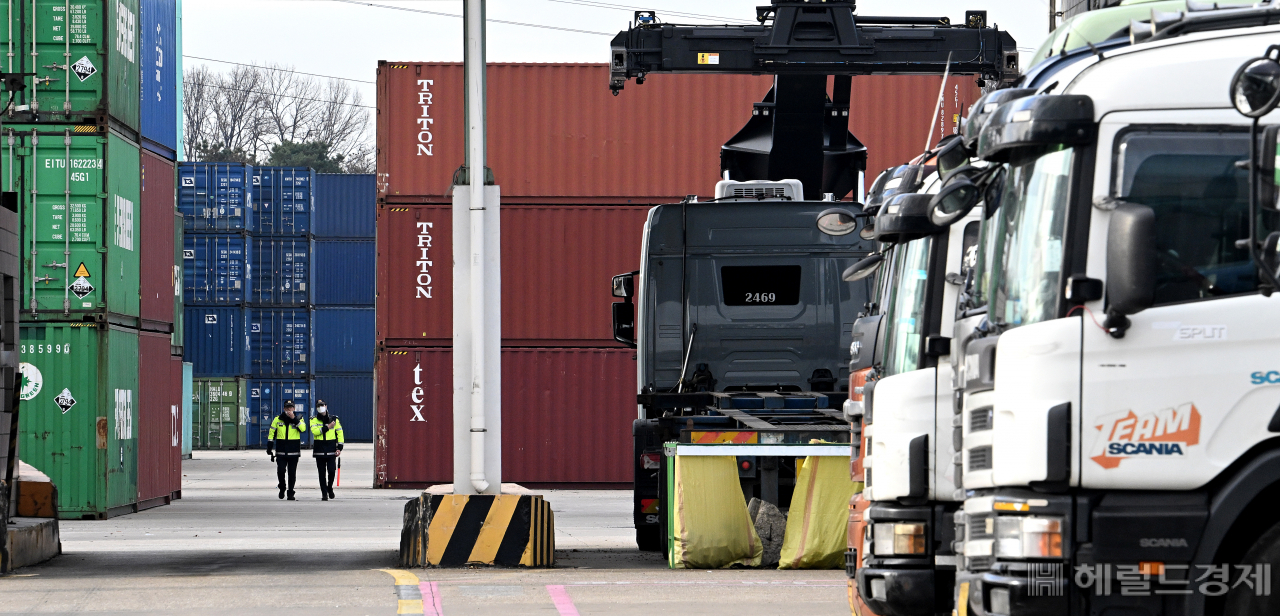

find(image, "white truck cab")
[937,7,1280,616]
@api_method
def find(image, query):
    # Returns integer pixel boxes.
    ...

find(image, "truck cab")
[847,150,986,616]
[933,8,1280,615]
[613,179,876,552]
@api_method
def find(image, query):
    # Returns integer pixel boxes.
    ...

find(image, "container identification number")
[22,344,71,354]
[744,293,777,303]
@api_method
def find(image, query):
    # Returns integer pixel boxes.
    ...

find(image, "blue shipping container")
[184,234,251,304]
[249,308,312,377]
[246,379,313,448]
[313,307,374,372]
[313,375,372,442]
[312,240,375,305]
[251,237,311,306]
[179,163,254,231]
[140,0,178,158]
[185,234,249,303]
[253,167,314,236]
[314,174,376,238]
[183,306,249,377]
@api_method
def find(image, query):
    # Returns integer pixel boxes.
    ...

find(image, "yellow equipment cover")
[779,455,859,569]
[672,455,763,568]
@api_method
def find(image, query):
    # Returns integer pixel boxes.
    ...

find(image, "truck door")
[1080,122,1280,490]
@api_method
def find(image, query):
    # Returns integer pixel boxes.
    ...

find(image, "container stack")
[246,167,316,448]
[13,0,185,518]
[311,175,376,443]
[180,161,254,450]
[372,63,742,488]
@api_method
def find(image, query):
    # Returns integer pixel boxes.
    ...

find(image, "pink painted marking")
[420,581,443,616]
[546,585,581,616]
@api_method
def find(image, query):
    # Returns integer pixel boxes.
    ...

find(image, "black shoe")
[328,489,336,499]
[321,490,329,501]
[287,491,296,501]
[278,488,285,500]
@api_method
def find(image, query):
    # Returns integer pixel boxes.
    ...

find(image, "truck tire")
[636,525,663,553]
[1223,518,1280,615]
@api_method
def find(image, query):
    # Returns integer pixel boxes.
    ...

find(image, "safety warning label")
[55,388,76,414]
[69,276,94,299]
[74,262,90,277]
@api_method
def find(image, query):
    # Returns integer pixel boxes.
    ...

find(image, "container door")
[106,326,139,510]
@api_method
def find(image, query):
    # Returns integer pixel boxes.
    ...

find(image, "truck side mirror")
[612,272,635,298]
[613,301,636,348]
[1229,47,1280,118]
[1103,202,1156,338]
[612,271,638,347]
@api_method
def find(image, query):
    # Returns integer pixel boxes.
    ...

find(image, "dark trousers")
[276,455,300,491]
[316,456,337,491]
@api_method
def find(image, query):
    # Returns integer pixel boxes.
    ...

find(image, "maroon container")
[137,330,181,506]
[376,204,650,347]
[377,62,773,201]
[375,347,636,488]
[376,63,979,202]
[848,75,980,178]
[140,151,176,332]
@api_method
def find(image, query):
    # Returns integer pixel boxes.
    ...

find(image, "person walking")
[267,400,307,500]
[310,400,344,501]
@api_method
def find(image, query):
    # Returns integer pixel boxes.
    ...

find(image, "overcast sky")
[181,0,1054,145]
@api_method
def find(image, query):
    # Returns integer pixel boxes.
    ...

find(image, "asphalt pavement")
[0,445,849,615]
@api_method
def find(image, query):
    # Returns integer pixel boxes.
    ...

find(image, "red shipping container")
[137,331,181,506]
[375,347,636,488]
[377,63,978,201]
[140,151,176,332]
[376,204,649,347]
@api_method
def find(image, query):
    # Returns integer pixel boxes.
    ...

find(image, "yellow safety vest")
[269,415,307,440]
[310,416,345,443]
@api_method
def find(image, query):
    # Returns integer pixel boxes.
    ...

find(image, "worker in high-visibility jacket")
[310,400,344,501]
[267,400,307,500]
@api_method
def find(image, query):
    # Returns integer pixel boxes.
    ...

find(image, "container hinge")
[96,192,107,198]
[42,261,66,268]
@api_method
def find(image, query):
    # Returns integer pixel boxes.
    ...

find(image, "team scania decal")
[1088,403,1201,469]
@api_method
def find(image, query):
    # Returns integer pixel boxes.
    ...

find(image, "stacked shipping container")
[312,174,376,443]
[12,0,185,518]
[374,63,979,488]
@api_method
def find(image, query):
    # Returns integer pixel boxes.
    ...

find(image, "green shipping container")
[192,378,246,450]
[8,125,141,321]
[0,0,141,132]
[18,323,139,519]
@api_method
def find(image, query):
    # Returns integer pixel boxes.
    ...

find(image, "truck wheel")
[636,525,663,552]
[1223,518,1280,615]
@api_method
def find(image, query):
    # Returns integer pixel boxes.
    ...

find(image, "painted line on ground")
[379,569,426,614]
[547,585,581,616]
[421,581,444,616]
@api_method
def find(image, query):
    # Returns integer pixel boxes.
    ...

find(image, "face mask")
[317,407,328,415]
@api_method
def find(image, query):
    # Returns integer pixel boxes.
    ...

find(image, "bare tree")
[184,62,372,172]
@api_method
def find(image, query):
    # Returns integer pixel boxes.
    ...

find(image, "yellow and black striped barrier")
[400,493,554,567]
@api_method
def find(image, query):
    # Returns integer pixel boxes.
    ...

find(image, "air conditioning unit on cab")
[714,179,804,201]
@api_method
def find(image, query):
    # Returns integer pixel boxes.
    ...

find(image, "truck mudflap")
[633,418,665,552]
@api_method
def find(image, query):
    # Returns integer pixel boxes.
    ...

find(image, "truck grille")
[967,516,992,540]
[968,446,992,471]
[969,407,993,432]
[966,556,994,571]
[731,186,787,198]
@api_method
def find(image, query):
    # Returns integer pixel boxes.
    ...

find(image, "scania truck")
[923,4,1280,615]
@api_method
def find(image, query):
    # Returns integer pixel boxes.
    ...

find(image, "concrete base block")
[3,517,61,573]
[400,493,554,568]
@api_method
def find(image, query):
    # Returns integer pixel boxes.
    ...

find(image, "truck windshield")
[882,235,933,376]
[990,146,1074,328]
[1115,130,1256,303]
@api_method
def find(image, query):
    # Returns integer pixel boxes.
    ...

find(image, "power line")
[186,81,375,109]
[185,55,375,84]
[330,0,614,35]
[542,0,752,24]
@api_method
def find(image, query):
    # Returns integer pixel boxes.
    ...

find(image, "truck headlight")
[872,522,926,556]
[993,516,1063,559]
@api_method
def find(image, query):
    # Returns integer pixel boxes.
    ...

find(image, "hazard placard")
[697,53,720,65]
[69,277,94,299]
[55,388,76,414]
[74,262,90,277]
